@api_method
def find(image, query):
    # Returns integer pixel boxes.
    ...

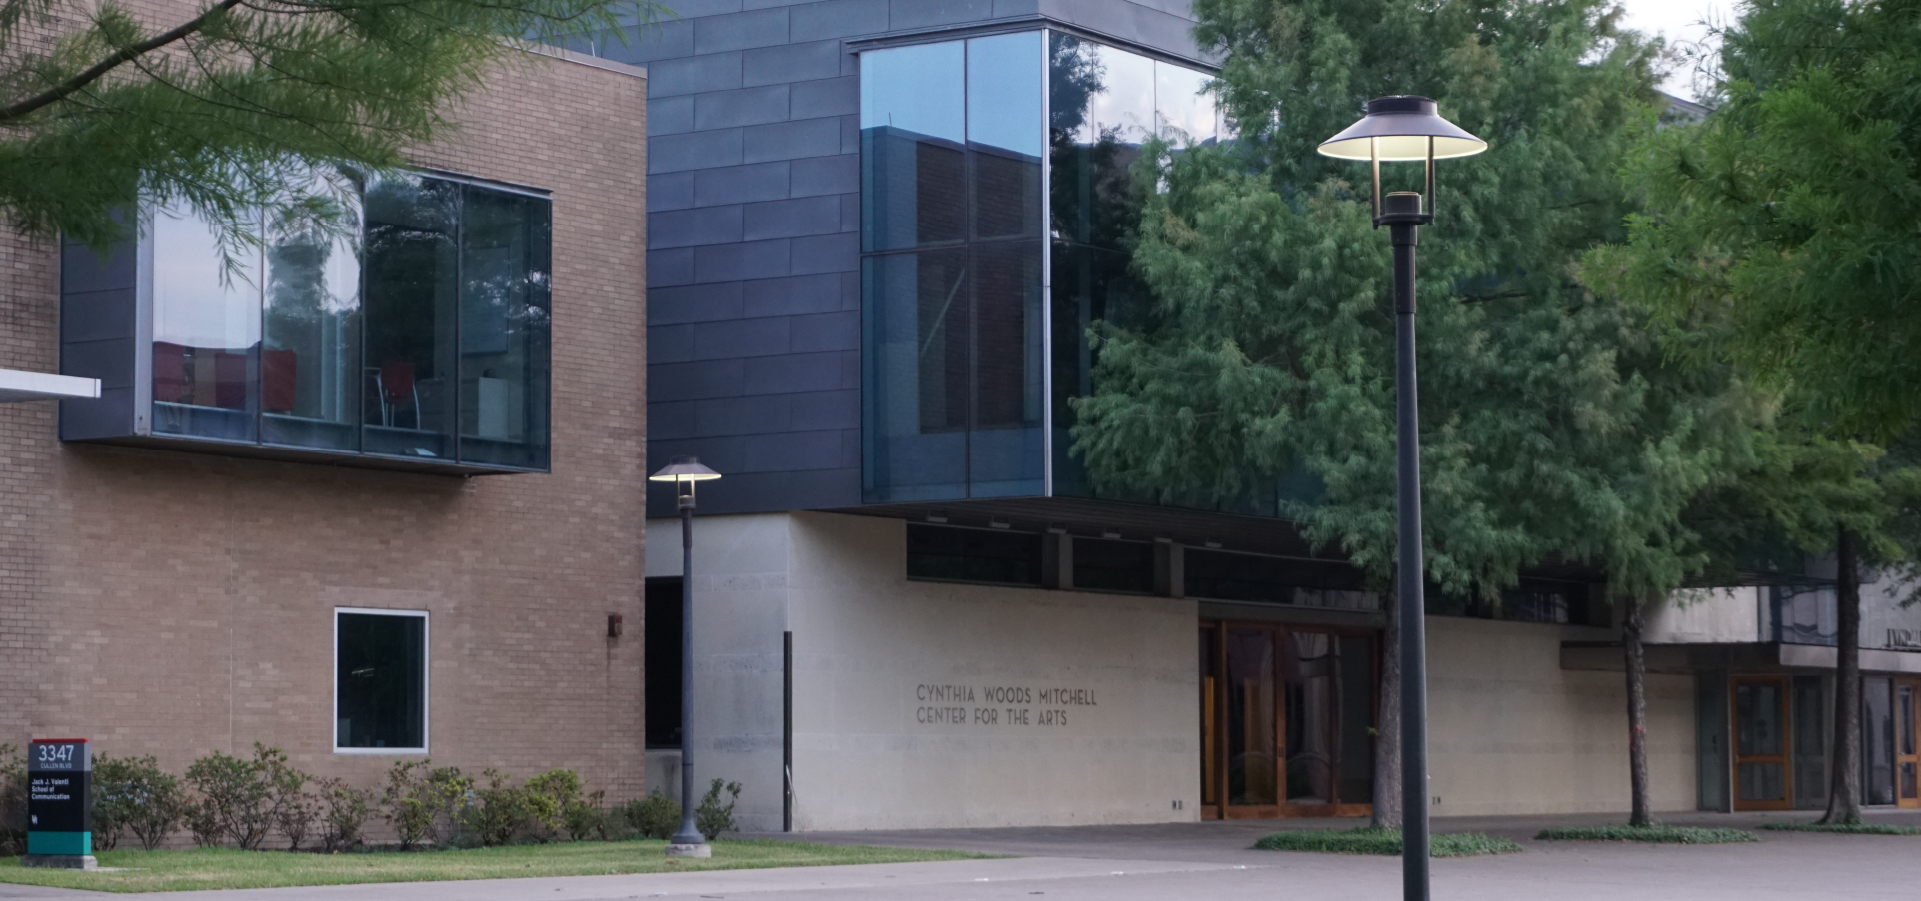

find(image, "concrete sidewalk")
[3,809,1917,900]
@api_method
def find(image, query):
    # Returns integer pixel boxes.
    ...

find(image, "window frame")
[332,606,430,755]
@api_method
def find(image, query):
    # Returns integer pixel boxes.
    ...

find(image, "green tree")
[0,0,660,254]
[1069,0,1739,827]
[1583,0,1921,823]
[1583,0,1920,442]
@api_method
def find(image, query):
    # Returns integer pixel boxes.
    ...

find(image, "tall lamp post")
[1317,97,1485,901]
[648,455,722,858]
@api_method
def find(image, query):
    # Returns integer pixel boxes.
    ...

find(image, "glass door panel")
[1283,631,1335,807]
[1225,627,1277,806]
[1733,677,1792,810]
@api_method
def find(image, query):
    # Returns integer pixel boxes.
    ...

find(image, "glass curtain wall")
[862,33,1044,501]
[148,174,551,470]
[860,30,1221,503]
[1048,33,1221,497]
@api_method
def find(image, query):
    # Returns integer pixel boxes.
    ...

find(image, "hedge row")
[0,742,740,854]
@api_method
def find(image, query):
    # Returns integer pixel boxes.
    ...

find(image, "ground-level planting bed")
[1253,827,1521,857]
[1529,822,1759,841]
[1535,825,1757,844]
[1759,822,1921,835]
[0,841,986,893]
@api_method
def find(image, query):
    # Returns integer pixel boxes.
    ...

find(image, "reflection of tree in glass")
[1048,35,1103,138]
[1048,33,1142,252]
[363,177,458,382]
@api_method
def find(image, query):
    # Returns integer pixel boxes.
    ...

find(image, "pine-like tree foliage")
[1584,0,1921,442]
[1073,0,1752,601]
[0,0,660,251]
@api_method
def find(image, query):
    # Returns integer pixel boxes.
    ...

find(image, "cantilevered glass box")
[60,171,553,475]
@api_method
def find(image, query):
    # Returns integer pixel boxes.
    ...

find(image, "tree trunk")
[1819,527,1863,825]
[1372,589,1402,830]
[1623,593,1652,827]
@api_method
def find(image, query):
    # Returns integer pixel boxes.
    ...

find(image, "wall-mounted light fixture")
[989,517,1011,530]
[607,614,623,638]
[926,511,949,523]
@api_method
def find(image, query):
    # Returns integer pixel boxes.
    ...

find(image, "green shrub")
[462,768,535,848]
[522,769,584,839]
[93,754,184,851]
[313,777,371,853]
[1253,827,1522,857]
[562,790,611,841]
[616,791,680,840]
[184,743,285,850]
[265,753,317,851]
[0,745,24,856]
[696,779,742,841]
[1536,824,1758,843]
[381,760,470,850]
[1758,821,1921,835]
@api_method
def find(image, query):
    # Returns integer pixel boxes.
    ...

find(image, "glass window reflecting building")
[132,172,552,472]
[861,30,1222,503]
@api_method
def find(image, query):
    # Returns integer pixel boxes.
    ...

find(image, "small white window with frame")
[333,607,429,754]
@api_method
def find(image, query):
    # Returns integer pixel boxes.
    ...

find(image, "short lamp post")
[648,455,722,858]
[1317,96,1485,901]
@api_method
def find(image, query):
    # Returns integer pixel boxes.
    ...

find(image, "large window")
[859,30,1222,503]
[145,171,552,471]
[335,608,428,752]
[906,523,1043,586]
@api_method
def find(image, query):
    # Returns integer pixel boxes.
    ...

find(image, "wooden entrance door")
[1897,678,1920,809]
[1199,620,1375,819]
[1731,676,1793,811]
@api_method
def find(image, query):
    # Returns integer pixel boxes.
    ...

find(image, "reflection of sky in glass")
[1155,63,1216,146]
[1080,43,1155,146]
[967,32,1043,157]
[152,206,260,349]
[861,42,965,144]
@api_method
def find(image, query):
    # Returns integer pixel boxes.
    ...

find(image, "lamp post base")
[665,843,712,859]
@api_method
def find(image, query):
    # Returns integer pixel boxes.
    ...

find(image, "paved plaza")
[3,810,1916,900]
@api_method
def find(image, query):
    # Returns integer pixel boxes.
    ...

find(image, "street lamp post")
[1318,96,1485,901]
[648,455,723,858]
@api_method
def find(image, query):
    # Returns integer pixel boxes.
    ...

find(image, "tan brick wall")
[0,10,648,804]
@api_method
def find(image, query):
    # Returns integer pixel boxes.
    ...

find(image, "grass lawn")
[1758,821,1921,835]
[1253,827,1522,857]
[1535,824,1757,844]
[0,840,988,893]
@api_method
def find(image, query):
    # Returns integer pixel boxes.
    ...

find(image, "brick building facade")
[0,4,650,802]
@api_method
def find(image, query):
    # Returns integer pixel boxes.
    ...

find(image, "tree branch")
[0,0,246,122]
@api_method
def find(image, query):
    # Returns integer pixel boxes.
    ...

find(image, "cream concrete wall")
[646,510,1201,832]
[1427,616,1696,816]
[787,512,1200,830]
[646,512,792,831]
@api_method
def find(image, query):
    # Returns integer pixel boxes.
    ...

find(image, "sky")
[1613,0,1740,97]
